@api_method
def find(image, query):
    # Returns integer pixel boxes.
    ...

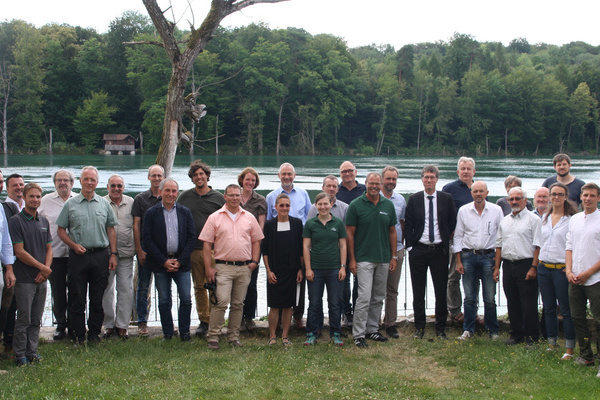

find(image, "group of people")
[0,155,598,378]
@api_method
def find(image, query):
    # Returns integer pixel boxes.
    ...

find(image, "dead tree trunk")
[142,0,289,177]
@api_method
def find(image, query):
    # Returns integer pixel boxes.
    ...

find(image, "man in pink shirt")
[199,184,264,350]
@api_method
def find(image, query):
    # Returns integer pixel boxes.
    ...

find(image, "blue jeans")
[154,269,191,337]
[136,263,153,324]
[307,269,343,336]
[461,251,499,334]
[538,264,576,348]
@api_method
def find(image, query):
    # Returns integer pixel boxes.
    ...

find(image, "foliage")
[73,91,117,148]
[2,15,600,155]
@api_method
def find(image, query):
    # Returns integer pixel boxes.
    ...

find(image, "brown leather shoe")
[451,313,465,323]
[117,328,128,339]
[138,322,149,336]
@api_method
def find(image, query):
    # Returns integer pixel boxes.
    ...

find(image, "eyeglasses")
[340,169,356,174]
[277,204,291,208]
[507,197,523,202]
[56,179,71,183]
[550,193,566,197]
[110,184,124,189]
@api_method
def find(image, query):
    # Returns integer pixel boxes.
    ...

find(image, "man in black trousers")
[405,165,456,340]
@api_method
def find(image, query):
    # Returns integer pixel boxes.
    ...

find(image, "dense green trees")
[1,14,600,156]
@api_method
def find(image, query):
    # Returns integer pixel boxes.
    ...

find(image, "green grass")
[1,326,598,399]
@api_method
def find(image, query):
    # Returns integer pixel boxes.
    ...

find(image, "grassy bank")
[0,325,597,399]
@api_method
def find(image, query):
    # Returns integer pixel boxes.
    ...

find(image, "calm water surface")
[3,154,598,327]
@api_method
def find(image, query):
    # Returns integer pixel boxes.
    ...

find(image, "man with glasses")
[494,187,542,346]
[132,164,164,336]
[39,169,76,341]
[102,175,134,339]
[405,165,456,340]
[346,172,397,348]
[177,160,225,338]
[200,184,264,350]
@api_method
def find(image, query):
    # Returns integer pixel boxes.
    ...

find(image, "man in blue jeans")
[453,181,504,340]
[142,179,196,341]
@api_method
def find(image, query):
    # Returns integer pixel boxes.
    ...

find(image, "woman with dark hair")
[538,182,577,359]
[302,192,347,346]
[237,167,267,331]
[262,193,303,346]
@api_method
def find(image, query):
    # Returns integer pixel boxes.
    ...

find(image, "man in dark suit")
[143,178,196,341]
[405,165,456,339]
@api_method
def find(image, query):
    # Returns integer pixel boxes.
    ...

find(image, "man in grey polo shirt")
[102,175,135,339]
[57,166,118,344]
[307,175,348,221]
[39,169,76,341]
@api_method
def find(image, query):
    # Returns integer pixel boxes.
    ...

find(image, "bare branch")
[123,40,165,47]
[196,67,244,91]
[230,0,290,13]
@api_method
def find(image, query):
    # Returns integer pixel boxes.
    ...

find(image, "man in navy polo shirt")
[442,156,476,324]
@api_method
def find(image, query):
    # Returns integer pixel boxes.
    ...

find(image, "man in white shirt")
[454,181,503,340]
[39,169,76,341]
[565,182,600,373]
[494,187,542,346]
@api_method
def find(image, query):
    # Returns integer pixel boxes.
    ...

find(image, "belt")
[540,261,565,269]
[416,242,443,250]
[167,253,179,259]
[215,259,250,266]
[85,247,108,253]
[462,248,495,255]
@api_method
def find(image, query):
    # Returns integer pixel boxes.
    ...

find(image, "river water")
[3,154,599,328]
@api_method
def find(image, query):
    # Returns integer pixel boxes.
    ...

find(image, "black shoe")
[354,337,368,348]
[385,326,399,339]
[436,331,448,340]
[413,329,425,339]
[87,335,102,344]
[180,333,191,342]
[505,337,521,346]
[163,335,173,341]
[53,329,66,341]
[195,321,208,337]
[366,332,389,342]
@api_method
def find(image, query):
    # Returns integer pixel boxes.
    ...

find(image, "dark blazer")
[142,203,196,273]
[261,216,303,272]
[405,190,456,254]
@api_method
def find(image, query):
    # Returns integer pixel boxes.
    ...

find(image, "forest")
[1,11,600,156]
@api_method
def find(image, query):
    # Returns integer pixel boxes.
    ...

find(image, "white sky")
[3,0,600,48]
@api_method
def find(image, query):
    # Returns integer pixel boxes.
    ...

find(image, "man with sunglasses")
[102,175,134,339]
[494,187,542,346]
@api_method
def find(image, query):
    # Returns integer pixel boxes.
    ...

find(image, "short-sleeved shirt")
[303,215,346,269]
[442,179,473,215]
[177,187,225,249]
[336,182,366,205]
[198,206,264,261]
[39,191,76,258]
[266,185,311,224]
[496,208,542,261]
[104,194,135,257]
[381,191,406,250]
[56,193,117,249]
[131,189,161,226]
[542,176,585,206]
[307,199,349,222]
[9,210,52,283]
[346,194,397,263]
[241,190,267,221]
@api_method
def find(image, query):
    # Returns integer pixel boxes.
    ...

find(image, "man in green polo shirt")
[346,172,398,348]
[57,166,118,344]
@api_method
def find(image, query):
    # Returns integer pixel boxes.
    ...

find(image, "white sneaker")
[597,367,600,378]
[457,330,472,340]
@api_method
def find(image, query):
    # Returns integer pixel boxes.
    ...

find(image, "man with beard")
[542,154,585,207]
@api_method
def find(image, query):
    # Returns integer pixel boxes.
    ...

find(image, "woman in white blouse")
[538,182,578,359]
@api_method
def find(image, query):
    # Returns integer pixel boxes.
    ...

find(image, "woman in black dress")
[262,193,303,346]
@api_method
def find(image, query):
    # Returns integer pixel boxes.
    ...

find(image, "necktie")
[427,195,434,243]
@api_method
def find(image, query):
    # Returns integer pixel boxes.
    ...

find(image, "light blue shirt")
[381,191,406,250]
[163,204,179,255]
[266,185,311,224]
[0,206,15,265]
